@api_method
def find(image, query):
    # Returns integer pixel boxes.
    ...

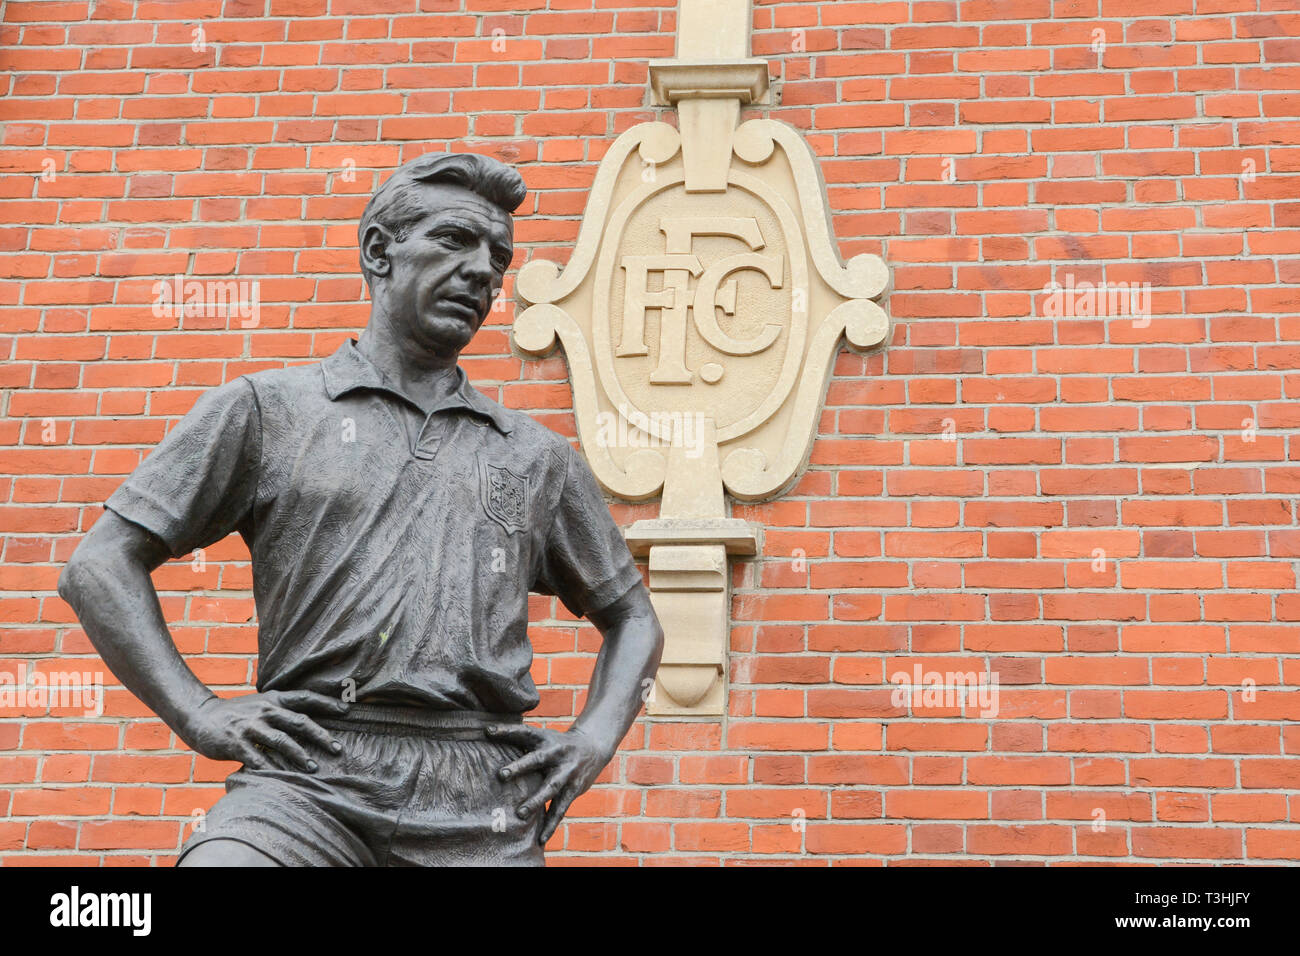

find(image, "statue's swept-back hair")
[358,152,527,288]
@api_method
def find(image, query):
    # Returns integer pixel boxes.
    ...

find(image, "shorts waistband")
[318,704,522,738]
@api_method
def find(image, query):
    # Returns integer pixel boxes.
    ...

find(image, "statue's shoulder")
[473,391,574,464]
[239,358,331,403]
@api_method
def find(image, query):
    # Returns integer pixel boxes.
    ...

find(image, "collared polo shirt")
[104,338,646,714]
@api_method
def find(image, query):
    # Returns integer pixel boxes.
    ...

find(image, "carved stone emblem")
[513,0,890,714]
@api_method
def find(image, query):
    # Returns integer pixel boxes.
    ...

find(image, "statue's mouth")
[441,292,482,321]
[440,298,479,322]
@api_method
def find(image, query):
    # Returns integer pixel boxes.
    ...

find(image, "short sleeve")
[104,376,261,559]
[532,442,645,619]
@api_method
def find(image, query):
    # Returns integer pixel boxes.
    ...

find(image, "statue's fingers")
[498,747,553,782]
[538,783,581,845]
[274,690,350,716]
[267,707,341,755]
[235,741,272,771]
[515,770,564,819]
[248,724,317,772]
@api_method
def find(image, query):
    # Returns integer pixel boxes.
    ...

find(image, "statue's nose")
[459,242,495,284]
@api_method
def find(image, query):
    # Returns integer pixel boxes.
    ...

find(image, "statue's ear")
[360,223,394,280]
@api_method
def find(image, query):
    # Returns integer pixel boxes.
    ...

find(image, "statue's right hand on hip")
[182,690,349,773]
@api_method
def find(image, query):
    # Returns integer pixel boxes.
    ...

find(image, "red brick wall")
[3,0,1299,865]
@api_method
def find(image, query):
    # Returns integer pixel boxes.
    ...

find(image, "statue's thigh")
[177,838,281,867]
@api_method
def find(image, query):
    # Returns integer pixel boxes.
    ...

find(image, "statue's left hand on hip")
[488,723,611,846]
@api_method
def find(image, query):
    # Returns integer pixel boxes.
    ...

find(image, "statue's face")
[375,182,514,357]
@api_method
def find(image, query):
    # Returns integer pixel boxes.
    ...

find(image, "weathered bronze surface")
[58,152,664,867]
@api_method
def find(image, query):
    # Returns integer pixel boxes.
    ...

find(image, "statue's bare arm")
[488,582,664,844]
[58,510,348,770]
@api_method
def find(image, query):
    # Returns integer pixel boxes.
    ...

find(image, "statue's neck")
[356,321,461,416]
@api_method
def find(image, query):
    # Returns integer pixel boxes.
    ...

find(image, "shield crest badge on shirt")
[479,460,529,535]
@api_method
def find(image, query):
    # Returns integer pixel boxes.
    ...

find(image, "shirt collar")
[321,338,514,435]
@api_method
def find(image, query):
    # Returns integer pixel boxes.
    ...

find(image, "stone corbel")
[623,422,758,715]
[647,59,770,195]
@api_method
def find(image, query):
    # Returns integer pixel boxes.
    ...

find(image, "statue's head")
[358,152,527,358]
